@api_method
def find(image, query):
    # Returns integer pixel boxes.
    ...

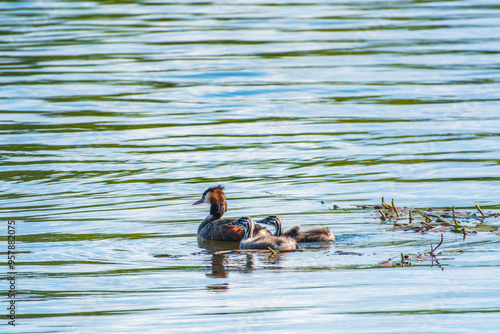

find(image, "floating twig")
[378,209,387,221]
[475,204,486,218]
[436,216,452,225]
[429,233,444,268]
[421,221,434,230]
[409,209,413,223]
[213,249,272,255]
[381,197,392,210]
[419,211,433,223]
[213,248,313,255]
[391,199,400,217]
[432,233,444,253]
[213,250,237,255]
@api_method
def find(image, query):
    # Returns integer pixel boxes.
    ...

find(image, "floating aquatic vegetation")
[334,250,362,256]
[359,198,499,236]
[153,254,184,258]
[378,234,462,270]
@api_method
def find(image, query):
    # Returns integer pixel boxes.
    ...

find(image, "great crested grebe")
[260,215,335,242]
[230,217,298,250]
[192,185,272,242]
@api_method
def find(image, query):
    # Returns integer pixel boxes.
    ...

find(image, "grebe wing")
[298,227,335,242]
[241,235,297,250]
[283,225,301,237]
[199,219,244,242]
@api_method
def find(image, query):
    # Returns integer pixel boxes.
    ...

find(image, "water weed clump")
[360,198,499,237]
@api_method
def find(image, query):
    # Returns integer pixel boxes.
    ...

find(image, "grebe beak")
[192,199,204,205]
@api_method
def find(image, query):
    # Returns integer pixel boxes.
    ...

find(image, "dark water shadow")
[197,238,240,253]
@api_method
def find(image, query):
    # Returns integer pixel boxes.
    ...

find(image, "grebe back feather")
[260,216,334,242]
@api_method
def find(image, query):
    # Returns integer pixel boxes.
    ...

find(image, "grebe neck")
[242,218,254,240]
[210,200,226,219]
[198,201,227,233]
[275,218,283,236]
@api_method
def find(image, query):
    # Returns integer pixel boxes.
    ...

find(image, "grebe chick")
[260,216,335,242]
[231,217,298,251]
[192,185,271,242]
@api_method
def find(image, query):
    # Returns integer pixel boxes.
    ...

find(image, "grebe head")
[259,215,283,236]
[193,184,227,216]
[229,217,254,240]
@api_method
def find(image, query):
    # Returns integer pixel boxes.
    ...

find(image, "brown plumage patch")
[199,219,271,242]
[254,224,272,237]
[204,222,244,242]
[206,185,227,217]
[211,190,225,203]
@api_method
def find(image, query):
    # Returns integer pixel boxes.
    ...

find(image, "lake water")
[1,0,500,332]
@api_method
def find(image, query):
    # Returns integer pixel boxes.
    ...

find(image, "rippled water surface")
[1,0,500,332]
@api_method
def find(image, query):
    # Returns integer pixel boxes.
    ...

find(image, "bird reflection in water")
[204,253,254,293]
[198,238,300,287]
[198,239,256,281]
